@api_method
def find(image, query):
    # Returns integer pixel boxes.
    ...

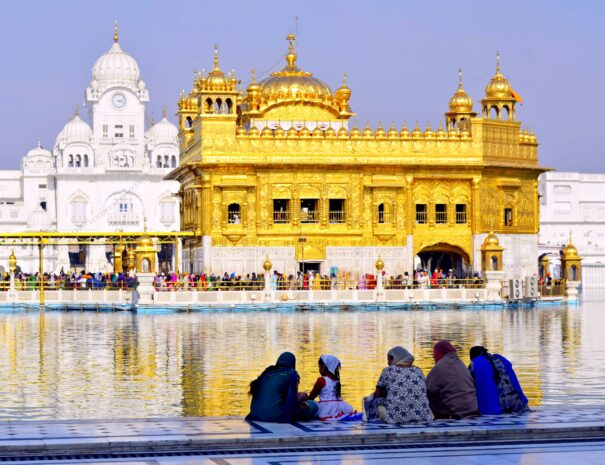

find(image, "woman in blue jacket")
[469,346,529,414]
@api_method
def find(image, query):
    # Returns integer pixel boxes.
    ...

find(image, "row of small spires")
[234,122,537,143]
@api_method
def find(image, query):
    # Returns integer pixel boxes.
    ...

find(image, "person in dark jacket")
[469,346,529,414]
[426,340,479,419]
[246,352,317,422]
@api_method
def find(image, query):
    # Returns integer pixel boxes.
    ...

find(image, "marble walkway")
[0,406,604,463]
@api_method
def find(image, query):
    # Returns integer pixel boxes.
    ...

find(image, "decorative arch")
[299,185,321,199]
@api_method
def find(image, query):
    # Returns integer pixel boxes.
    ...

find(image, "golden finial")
[113,20,119,43]
[496,51,501,74]
[286,32,295,52]
[162,105,167,118]
[74,105,79,117]
[342,72,347,85]
[458,67,463,88]
[213,45,220,70]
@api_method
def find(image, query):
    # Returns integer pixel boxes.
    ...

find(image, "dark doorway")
[300,262,321,274]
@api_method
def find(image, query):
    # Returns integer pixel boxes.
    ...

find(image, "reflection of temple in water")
[0,306,603,418]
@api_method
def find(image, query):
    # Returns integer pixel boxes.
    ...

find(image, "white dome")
[27,205,53,231]
[92,42,140,85]
[26,143,51,158]
[59,115,93,144]
[146,117,178,143]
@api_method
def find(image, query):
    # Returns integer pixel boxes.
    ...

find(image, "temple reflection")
[0,302,602,419]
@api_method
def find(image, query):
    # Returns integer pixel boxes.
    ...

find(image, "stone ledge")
[0,406,604,458]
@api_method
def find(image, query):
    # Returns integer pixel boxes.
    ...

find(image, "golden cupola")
[241,33,354,124]
[445,68,476,129]
[481,53,520,121]
[203,46,229,91]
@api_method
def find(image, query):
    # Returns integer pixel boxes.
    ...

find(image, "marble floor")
[17,441,605,464]
[1,407,604,464]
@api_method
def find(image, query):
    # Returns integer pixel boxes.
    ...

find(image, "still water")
[0,298,603,420]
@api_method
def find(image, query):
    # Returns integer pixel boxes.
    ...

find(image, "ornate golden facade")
[169,37,545,277]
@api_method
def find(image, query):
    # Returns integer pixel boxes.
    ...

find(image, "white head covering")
[320,354,341,375]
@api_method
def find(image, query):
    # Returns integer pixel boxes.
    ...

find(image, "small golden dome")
[460,127,471,139]
[424,122,435,139]
[338,126,349,138]
[449,128,460,139]
[336,73,351,102]
[436,124,447,139]
[137,233,154,248]
[259,34,333,102]
[375,256,385,271]
[248,126,260,137]
[247,69,261,95]
[529,129,537,144]
[311,126,324,138]
[363,122,374,138]
[300,125,311,138]
[287,126,298,137]
[387,122,399,139]
[325,126,337,138]
[412,121,423,139]
[8,249,17,273]
[485,53,514,100]
[263,255,272,271]
[375,122,386,139]
[483,231,500,248]
[205,46,228,90]
[400,122,411,139]
[563,238,579,259]
[274,125,286,137]
[350,124,361,138]
[449,68,474,113]
[261,126,273,137]
[236,126,246,136]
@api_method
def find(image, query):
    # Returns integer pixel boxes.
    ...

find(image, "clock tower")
[85,22,149,170]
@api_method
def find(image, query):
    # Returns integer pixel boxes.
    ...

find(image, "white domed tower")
[85,22,148,171]
[146,108,179,170]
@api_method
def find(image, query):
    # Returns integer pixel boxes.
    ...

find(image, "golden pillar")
[135,233,156,274]
[561,238,582,282]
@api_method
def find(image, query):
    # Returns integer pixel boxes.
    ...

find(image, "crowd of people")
[1,271,136,290]
[246,342,528,424]
[151,268,483,292]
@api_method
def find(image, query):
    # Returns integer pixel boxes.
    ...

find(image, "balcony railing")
[329,210,346,223]
[108,213,140,225]
[416,211,427,224]
[273,211,291,223]
[456,211,467,224]
[227,211,241,224]
[378,211,392,224]
[300,210,319,223]
[436,211,447,224]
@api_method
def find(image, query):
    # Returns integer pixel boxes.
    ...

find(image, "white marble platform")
[1,406,604,463]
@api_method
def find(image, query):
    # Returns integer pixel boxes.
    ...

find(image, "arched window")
[142,258,151,273]
[205,98,213,113]
[164,155,169,168]
[215,98,223,114]
[490,255,499,271]
[83,154,89,167]
[156,156,162,168]
[171,155,177,168]
[228,203,241,224]
[225,98,233,114]
[75,154,81,167]
[489,106,499,119]
[68,155,74,167]
[502,105,510,120]
[186,116,193,128]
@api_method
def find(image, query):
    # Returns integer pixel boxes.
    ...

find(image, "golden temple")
[169,35,546,278]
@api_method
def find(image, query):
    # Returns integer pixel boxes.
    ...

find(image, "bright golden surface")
[0,300,602,420]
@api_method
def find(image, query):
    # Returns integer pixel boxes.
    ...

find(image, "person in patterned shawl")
[364,346,433,424]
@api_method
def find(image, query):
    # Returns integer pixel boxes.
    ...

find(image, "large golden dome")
[449,69,473,113]
[485,53,514,100]
[259,34,333,101]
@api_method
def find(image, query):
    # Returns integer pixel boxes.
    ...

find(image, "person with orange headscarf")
[426,340,479,419]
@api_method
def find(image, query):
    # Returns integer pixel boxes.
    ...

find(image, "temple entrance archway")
[415,243,471,278]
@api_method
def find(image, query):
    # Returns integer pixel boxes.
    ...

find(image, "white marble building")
[538,171,605,287]
[0,27,180,273]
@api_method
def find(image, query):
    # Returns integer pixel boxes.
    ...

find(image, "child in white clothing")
[307,354,354,420]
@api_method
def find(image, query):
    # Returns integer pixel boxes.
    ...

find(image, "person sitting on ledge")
[426,340,479,419]
[363,346,433,424]
[246,352,318,423]
[469,346,529,415]
[304,354,354,420]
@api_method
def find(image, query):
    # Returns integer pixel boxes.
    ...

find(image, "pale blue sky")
[0,0,603,171]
